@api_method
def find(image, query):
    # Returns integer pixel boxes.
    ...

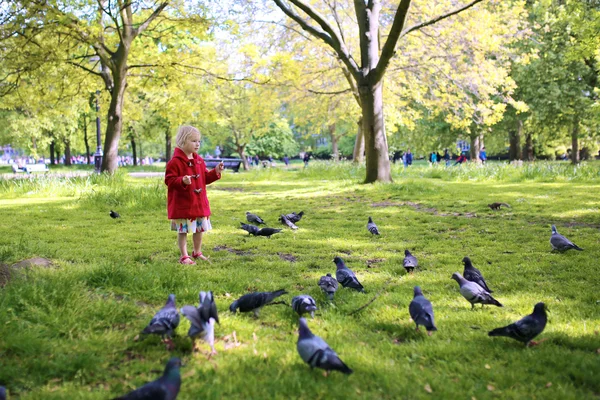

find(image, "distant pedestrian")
[406,148,413,166]
[454,152,468,166]
[479,147,487,164]
[253,155,260,167]
[443,149,451,166]
[283,155,290,167]
[392,151,402,164]
[303,153,310,168]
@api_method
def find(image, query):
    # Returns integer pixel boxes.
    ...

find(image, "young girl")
[165,126,224,265]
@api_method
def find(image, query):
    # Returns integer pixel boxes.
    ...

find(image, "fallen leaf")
[471,397,477,400]
[487,385,495,391]
[545,382,552,388]
[225,293,231,298]
[424,384,432,393]
[133,334,140,342]
[485,364,491,369]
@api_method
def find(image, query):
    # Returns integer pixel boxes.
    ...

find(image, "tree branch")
[399,0,484,39]
[373,0,412,83]
[132,2,169,38]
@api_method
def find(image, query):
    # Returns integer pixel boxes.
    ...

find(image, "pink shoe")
[179,255,196,265]
[192,251,209,261]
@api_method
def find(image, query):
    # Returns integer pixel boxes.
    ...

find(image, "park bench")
[204,158,243,172]
[11,164,49,174]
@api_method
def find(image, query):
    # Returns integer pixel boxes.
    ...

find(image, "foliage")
[245,119,299,158]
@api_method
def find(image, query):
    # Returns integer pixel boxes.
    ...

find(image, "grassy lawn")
[0,161,599,399]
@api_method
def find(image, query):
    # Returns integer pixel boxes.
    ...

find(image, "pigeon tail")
[488,326,511,337]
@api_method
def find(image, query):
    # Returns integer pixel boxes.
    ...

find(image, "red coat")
[165,148,221,219]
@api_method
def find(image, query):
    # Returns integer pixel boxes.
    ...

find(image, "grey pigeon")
[296,318,353,375]
[489,302,547,346]
[367,216,380,235]
[409,286,437,335]
[462,256,493,293]
[110,210,120,219]
[279,211,304,224]
[0,386,6,400]
[181,291,219,356]
[550,225,583,252]
[279,214,299,230]
[239,222,259,236]
[451,272,502,309]
[256,227,282,238]
[246,211,266,225]
[403,250,418,273]
[112,357,182,400]
[292,295,318,318]
[141,294,180,350]
[334,257,364,292]
[229,289,288,317]
[318,273,338,300]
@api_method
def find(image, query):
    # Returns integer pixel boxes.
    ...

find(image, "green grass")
[0,161,599,399]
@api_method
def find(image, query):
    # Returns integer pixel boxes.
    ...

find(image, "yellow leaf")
[485,364,491,369]
[487,385,495,391]
[424,384,432,393]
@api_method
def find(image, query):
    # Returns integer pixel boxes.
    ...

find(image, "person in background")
[443,149,451,166]
[479,147,487,164]
[303,152,310,167]
[283,155,290,167]
[454,151,468,166]
[405,148,413,166]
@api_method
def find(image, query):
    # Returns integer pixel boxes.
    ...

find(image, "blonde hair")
[175,125,201,149]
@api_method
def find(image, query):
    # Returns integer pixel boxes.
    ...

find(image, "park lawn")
[0,162,599,399]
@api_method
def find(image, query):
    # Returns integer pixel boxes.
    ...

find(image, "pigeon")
[367,216,380,235]
[256,227,283,238]
[141,294,180,350]
[246,211,266,225]
[409,286,437,335]
[334,257,364,292]
[239,222,259,236]
[488,202,510,210]
[489,302,547,346]
[0,386,6,400]
[279,214,299,230]
[296,318,353,375]
[112,357,182,400]
[181,291,219,356]
[451,272,502,309]
[229,289,288,317]
[550,225,583,252]
[288,211,304,223]
[110,210,121,219]
[403,250,418,273]
[462,256,493,293]
[292,295,318,318]
[318,273,338,300]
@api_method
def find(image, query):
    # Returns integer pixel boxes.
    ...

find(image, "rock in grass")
[334,257,364,292]
[550,225,583,252]
[229,289,288,317]
[239,222,259,235]
[246,212,266,225]
[451,273,502,309]
[292,295,318,317]
[367,216,380,235]
[181,291,219,355]
[110,210,121,219]
[141,294,180,349]
[462,256,493,293]
[489,302,547,346]
[409,286,437,335]
[256,227,283,238]
[296,318,353,375]
[318,273,338,300]
[112,357,182,400]
[403,250,418,273]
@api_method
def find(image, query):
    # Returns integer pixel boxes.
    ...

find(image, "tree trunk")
[360,82,391,183]
[329,123,339,161]
[101,65,128,173]
[525,133,534,161]
[237,145,250,171]
[509,120,523,161]
[470,134,481,163]
[165,128,172,163]
[571,117,580,165]
[50,140,56,165]
[353,117,364,163]
[63,139,72,166]
[83,114,91,164]
[131,136,137,167]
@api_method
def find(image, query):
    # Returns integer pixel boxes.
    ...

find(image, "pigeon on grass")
[462,256,493,293]
[246,212,266,225]
[550,225,583,252]
[403,250,418,273]
[256,227,282,238]
[296,318,353,375]
[489,302,547,347]
[334,257,364,292]
[409,286,437,335]
[292,295,318,318]
[110,210,121,219]
[451,273,502,309]
[280,214,299,230]
[367,217,380,235]
[229,289,288,317]
[112,357,182,400]
[280,211,304,224]
[239,222,259,236]
[488,202,510,210]
[141,294,180,350]
[318,274,338,300]
[181,291,219,357]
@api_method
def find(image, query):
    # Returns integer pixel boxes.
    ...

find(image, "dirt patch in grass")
[217,187,245,192]
[1,258,55,287]
[278,252,297,262]
[366,258,385,268]
[213,245,253,256]
[371,201,478,218]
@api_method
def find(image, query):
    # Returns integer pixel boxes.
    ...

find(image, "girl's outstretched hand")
[216,162,225,174]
